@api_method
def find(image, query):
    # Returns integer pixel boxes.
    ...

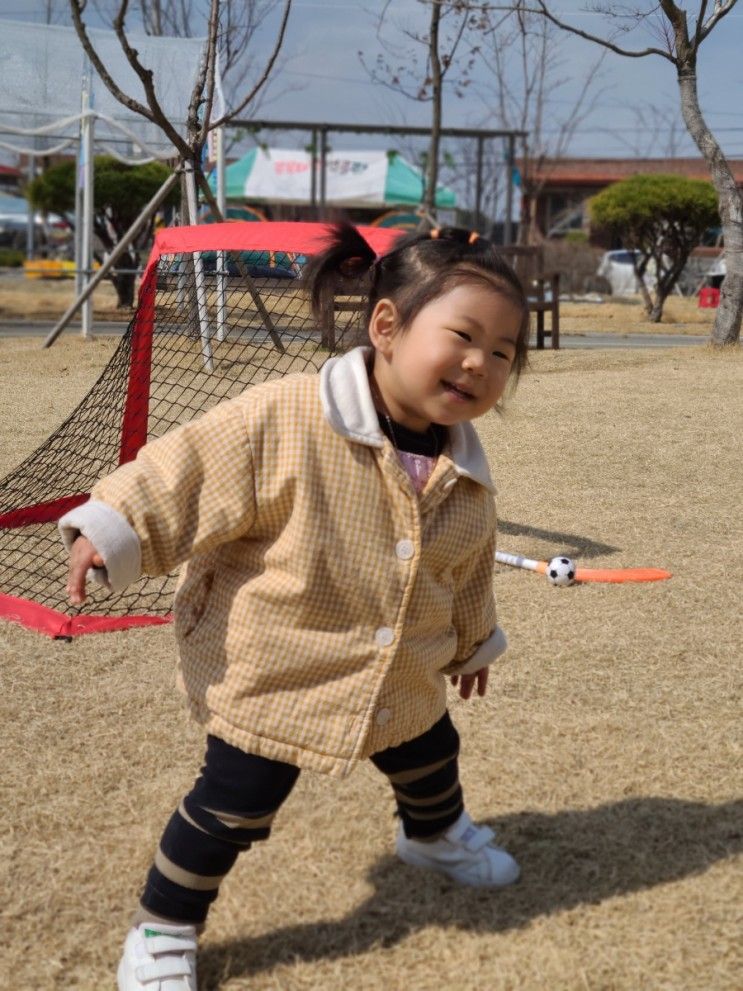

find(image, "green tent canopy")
[210,148,456,209]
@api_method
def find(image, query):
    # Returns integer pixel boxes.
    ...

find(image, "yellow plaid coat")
[60,347,507,777]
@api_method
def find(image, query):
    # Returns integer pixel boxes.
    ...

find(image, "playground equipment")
[0,221,400,638]
[495,550,672,585]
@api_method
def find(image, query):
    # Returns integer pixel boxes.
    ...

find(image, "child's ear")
[368,298,399,357]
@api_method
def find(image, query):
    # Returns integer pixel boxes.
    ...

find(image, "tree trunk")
[110,271,137,309]
[421,0,443,227]
[517,194,530,248]
[648,295,665,323]
[676,61,742,345]
[639,281,654,317]
[109,249,139,308]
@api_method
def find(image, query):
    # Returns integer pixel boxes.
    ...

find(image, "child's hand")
[450,667,489,700]
[66,535,105,606]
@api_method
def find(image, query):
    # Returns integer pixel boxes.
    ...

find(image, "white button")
[376,707,392,726]
[375,626,394,648]
[395,539,414,561]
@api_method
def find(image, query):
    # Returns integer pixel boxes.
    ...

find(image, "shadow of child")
[198,795,742,988]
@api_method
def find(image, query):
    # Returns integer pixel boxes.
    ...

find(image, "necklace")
[369,375,442,458]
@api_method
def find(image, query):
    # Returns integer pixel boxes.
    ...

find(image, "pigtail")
[302,222,377,330]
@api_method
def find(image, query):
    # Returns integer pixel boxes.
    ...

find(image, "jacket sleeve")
[440,528,508,676]
[58,396,257,592]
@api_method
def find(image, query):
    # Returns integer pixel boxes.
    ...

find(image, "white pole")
[184,159,213,372]
[74,127,83,297]
[25,153,36,260]
[80,66,94,339]
[44,170,180,347]
[216,126,227,342]
[74,96,85,297]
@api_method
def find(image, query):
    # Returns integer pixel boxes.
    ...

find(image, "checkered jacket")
[60,347,507,777]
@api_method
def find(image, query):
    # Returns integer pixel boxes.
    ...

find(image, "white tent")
[214,147,457,209]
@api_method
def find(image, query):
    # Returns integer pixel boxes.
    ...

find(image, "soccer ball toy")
[547,556,576,587]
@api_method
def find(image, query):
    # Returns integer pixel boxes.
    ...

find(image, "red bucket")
[698,287,720,308]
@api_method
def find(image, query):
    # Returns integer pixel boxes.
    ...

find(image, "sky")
[1,0,741,164]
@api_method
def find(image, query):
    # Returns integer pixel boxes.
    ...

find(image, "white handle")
[495,550,542,572]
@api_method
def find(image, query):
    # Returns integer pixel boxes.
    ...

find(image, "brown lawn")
[0,334,741,990]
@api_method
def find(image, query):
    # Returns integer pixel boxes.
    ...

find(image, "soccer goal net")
[0,221,400,637]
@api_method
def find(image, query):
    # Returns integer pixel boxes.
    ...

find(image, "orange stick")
[495,551,671,584]
[573,566,672,583]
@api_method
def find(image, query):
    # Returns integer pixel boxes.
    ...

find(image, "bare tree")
[472,1,605,244]
[113,0,285,105]
[531,0,740,346]
[605,101,687,159]
[360,0,478,226]
[70,0,292,215]
[44,1,66,22]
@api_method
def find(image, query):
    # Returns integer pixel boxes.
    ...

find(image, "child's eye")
[493,350,510,361]
[453,330,471,341]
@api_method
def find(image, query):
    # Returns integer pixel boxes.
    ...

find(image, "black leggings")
[140,712,463,925]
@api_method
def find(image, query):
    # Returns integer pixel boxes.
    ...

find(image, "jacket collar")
[320,346,495,493]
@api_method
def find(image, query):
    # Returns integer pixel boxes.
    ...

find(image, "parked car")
[596,250,657,296]
[0,192,71,250]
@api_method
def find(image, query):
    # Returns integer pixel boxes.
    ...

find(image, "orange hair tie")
[430,228,440,239]
[468,231,480,245]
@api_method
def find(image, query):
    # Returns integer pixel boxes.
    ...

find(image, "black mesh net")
[0,248,365,624]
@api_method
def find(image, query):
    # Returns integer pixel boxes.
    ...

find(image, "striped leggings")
[139,711,463,926]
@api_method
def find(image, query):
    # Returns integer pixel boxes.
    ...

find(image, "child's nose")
[462,349,485,374]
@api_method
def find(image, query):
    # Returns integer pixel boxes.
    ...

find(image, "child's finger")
[66,539,104,605]
[66,557,89,605]
[477,667,489,696]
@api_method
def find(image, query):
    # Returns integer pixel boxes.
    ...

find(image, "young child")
[61,224,530,991]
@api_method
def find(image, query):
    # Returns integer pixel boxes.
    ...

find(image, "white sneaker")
[396,810,520,887]
[117,922,198,991]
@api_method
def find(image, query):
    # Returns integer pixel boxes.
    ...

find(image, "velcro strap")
[144,934,197,955]
[136,957,193,982]
[460,823,495,852]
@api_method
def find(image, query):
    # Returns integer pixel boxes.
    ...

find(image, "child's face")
[370,282,523,432]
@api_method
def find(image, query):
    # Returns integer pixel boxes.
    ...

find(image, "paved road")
[0,321,129,339]
[0,320,715,349]
[555,332,711,349]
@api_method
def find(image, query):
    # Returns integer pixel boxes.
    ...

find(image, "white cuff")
[441,626,508,676]
[59,498,142,594]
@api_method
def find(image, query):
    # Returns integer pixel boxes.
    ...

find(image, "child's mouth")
[442,380,474,401]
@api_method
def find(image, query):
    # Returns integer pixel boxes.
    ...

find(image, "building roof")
[532,157,743,187]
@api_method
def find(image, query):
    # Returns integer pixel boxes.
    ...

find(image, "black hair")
[302,222,530,381]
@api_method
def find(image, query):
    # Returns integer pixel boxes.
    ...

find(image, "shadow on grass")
[498,519,619,561]
[199,797,742,988]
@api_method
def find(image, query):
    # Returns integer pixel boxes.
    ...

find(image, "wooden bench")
[497,244,560,350]
[321,243,560,351]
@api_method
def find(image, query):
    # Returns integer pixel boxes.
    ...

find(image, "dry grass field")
[0,269,718,336]
[0,331,741,991]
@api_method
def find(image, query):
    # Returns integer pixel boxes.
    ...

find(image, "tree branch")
[211,0,292,128]
[531,1,675,61]
[190,0,220,144]
[694,0,709,47]
[698,0,739,43]
[110,0,188,152]
[69,0,157,122]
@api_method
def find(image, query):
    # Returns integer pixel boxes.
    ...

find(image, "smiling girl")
[60,224,530,990]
